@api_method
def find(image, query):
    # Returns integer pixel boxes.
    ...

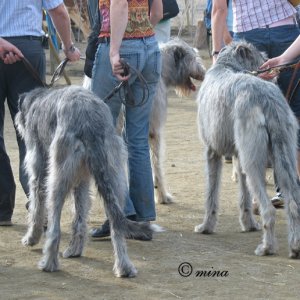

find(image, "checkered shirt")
[233,0,296,32]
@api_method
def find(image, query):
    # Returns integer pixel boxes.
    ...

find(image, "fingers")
[2,51,22,64]
[65,48,81,62]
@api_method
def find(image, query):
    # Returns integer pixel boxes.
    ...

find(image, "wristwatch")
[211,51,220,57]
[63,43,76,54]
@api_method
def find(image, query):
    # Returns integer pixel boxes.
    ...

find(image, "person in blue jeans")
[90,0,163,240]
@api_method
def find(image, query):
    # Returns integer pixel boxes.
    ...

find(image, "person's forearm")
[211,0,228,54]
[110,0,128,58]
[280,35,300,63]
[149,0,163,26]
[48,3,73,50]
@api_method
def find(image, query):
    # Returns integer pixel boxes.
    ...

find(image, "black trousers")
[0,37,45,221]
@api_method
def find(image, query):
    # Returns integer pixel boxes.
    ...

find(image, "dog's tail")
[87,131,163,239]
[267,109,300,202]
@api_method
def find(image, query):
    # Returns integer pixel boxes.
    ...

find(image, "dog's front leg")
[195,147,222,234]
[150,131,173,204]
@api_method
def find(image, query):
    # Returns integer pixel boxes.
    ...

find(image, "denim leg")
[91,42,136,217]
[92,37,161,221]
[123,37,161,221]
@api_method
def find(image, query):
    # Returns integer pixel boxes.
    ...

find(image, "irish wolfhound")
[150,39,205,204]
[195,40,300,258]
[15,86,160,277]
[83,38,206,205]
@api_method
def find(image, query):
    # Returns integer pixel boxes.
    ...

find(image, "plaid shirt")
[233,0,296,32]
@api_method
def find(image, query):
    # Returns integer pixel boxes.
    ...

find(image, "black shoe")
[90,219,110,238]
[26,201,30,210]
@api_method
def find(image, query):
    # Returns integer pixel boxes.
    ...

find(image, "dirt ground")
[1,36,300,300]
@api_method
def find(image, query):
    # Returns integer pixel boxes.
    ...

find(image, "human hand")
[0,38,23,64]
[259,56,285,80]
[110,53,130,81]
[63,43,81,62]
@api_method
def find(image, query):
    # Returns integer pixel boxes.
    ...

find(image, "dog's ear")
[235,44,253,60]
[173,46,184,66]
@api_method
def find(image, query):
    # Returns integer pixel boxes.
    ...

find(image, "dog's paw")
[288,233,300,259]
[156,192,174,205]
[242,221,261,232]
[62,246,83,258]
[114,263,137,278]
[39,256,59,272]
[194,223,214,234]
[255,243,277,256]
[241,215,261,232]
[22,234,39,247]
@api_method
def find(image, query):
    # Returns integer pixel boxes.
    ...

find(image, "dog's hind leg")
[22,146,47,247]
[63,179,91,258]
[150,131,173,204]
[235,106,277,256]
[39,134,83,272]
[234,157,261,232]
[195,147,222,234]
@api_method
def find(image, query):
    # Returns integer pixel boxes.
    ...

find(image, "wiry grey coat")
[195,41,300,258]
[15,86,160,277]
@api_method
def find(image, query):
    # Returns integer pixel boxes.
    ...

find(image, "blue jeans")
[91,36,161,221]
[234,24,300,146]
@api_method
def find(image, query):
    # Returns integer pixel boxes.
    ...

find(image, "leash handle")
[247,59,300,76]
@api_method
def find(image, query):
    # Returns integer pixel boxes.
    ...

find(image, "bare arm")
[149,0,163,26]
[0,37,24,64]
[109,0,129,81]
[211,0,228,62]
[48,3,81,61]
[260,35,300,80]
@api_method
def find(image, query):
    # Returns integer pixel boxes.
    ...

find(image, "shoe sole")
[0,220,13,226]
[271,198,284,208]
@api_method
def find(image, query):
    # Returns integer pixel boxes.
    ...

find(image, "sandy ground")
[1,37,300,300]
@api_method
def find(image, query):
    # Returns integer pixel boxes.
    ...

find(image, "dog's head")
[160,38,206,96]
[217,40,267,72]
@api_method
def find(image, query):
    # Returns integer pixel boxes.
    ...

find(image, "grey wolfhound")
[195,41,300,258]
[83,38,206,204]
[150,39,205,204]
[15,86,160,277]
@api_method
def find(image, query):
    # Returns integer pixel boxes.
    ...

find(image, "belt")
[98,36,111,43]
[98,36,153,43]
[3,35,43,41]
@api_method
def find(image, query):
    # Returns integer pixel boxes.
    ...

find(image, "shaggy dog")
[149,39,206,204]
[195,41,300,258]
[15,86,160,277]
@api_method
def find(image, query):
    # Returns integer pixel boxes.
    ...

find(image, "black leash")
[22,56,85,88]
[22,55,149,107]
[245,59,300,103]
[103,59,149,107]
